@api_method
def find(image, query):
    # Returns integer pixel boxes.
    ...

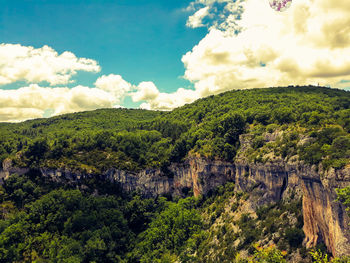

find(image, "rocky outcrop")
[1,148,349,257]
[0,158,29,184]
[301,165,350,257]
[39,157,236,198]
[233,159,350,257]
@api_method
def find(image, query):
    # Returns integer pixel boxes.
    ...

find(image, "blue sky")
[0,0,206,105]
[0,0,350,122]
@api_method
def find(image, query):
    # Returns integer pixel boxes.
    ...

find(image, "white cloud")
[131,0,350,111]
[185,0,244,32]
[0,73,135,122]
[132,82,160,102]
[0,108,44,123]
[0,44,100,86]
[0,84,114,122]
[180,0,350,98]
[186,7,210,28]
[94,74,132,102]
[132,82,199,110]
[334,80,350,90]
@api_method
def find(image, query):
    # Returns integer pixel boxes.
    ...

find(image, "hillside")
[0,86,349,172]
[0,86,349,263]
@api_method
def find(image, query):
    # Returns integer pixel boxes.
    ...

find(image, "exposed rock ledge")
[1,156,349,257]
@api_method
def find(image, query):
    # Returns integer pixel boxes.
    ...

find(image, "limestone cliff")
[37,157,236,198]
[233,159,350,257]
[302,165,350,257]
[1,148,349,257]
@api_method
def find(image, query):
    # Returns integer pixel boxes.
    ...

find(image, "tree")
[25,139,49,166]
[284,227,304,248]
[234,244,287,263]
[337,186,350,220]
[133,198,202,262]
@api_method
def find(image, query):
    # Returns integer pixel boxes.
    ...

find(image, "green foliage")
[284,227,304,248]
[337,186,350,207]
[0,173,346,263]
[251,244,287,263]
[25,139,49,166]
[237,213,261,248]
[252,136,265,149]
[0,189,131,262]
[0,173,167,263]
[233,244,288,263]
[273,107,295,124]
[336,186,350,221]
[310,250,331,263]
[308,249,350,263]
[131,197,202,263]
[296,126,349,169]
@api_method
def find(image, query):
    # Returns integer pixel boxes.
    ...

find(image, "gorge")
[1,136,349,257]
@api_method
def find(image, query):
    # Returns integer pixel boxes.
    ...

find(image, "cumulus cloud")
[0,44,100,85]
[186,0,244,32]
[132,82,160,102]
[0,84,115,122]
[132,82,199,110]
[0,72,136,122]
[131,0,350,111]
[180,0,350,98]
[94,74,132,101]
[0,108,44,123]
[186,7,210,28]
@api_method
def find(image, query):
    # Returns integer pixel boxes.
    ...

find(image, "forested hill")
[1,86,350,263]
[0,86,349,172]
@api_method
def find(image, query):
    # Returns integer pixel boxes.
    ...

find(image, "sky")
[0,0,350,122]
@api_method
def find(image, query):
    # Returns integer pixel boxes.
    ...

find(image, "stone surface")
[0,159,29,184]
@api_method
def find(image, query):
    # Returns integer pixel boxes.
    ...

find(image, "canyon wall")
[233,159,350,257]
[38,157,236,198]
[1,155,349,256]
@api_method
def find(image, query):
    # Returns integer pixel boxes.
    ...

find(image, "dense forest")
[0,86,349,262]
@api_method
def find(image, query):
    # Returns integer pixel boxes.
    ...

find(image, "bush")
[284,227,304,248]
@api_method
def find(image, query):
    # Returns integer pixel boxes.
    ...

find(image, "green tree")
[133,198,202,263]
[336,186,350,219]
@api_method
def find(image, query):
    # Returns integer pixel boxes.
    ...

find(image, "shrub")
[284,227,304,248]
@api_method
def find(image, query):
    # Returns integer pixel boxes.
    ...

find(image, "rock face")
[39,157,236,198]
[1,152,349,257]
[0,159,29,184]
[233,159,350,257]
[301,166,350,257]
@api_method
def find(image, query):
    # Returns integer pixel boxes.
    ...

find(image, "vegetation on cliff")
[337,186,350,221]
